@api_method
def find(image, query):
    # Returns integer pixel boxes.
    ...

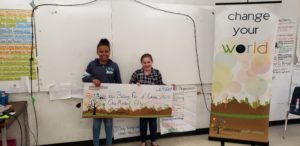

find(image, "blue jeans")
[93,118,113,146]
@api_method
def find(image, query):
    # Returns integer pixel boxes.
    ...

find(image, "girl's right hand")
[171,84,176,90]
[92,79,101,87]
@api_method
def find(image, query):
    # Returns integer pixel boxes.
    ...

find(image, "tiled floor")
[113,124,300,146]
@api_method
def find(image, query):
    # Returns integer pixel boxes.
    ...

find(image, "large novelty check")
[82,83,173,118]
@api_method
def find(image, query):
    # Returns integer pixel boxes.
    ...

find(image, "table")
[0,101,28,146]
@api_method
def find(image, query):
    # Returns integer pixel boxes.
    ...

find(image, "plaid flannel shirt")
[129,68,164,85]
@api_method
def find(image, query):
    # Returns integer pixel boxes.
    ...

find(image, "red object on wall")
[0,139,16,146]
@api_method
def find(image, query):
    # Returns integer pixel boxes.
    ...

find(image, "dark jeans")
[140,118,157,142]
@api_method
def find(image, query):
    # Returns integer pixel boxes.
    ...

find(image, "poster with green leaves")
[210,4,280,142]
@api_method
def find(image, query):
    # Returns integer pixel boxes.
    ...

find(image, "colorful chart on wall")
[209,4,280,143]
[0,9,38,93]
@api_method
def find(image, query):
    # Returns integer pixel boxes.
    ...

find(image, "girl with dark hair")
[82,38,122,146]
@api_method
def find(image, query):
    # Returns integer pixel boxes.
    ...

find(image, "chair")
[283,86,300,139]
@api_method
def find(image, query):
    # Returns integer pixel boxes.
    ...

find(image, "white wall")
[1,0,300,146]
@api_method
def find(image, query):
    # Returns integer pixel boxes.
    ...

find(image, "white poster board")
[113,118,140,139]
[271,18,297,120]
[160,85,197,134]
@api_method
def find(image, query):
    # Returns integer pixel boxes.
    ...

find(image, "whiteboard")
[113,1,197,84]
[36,0,112,91]
[36,0,214,91]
